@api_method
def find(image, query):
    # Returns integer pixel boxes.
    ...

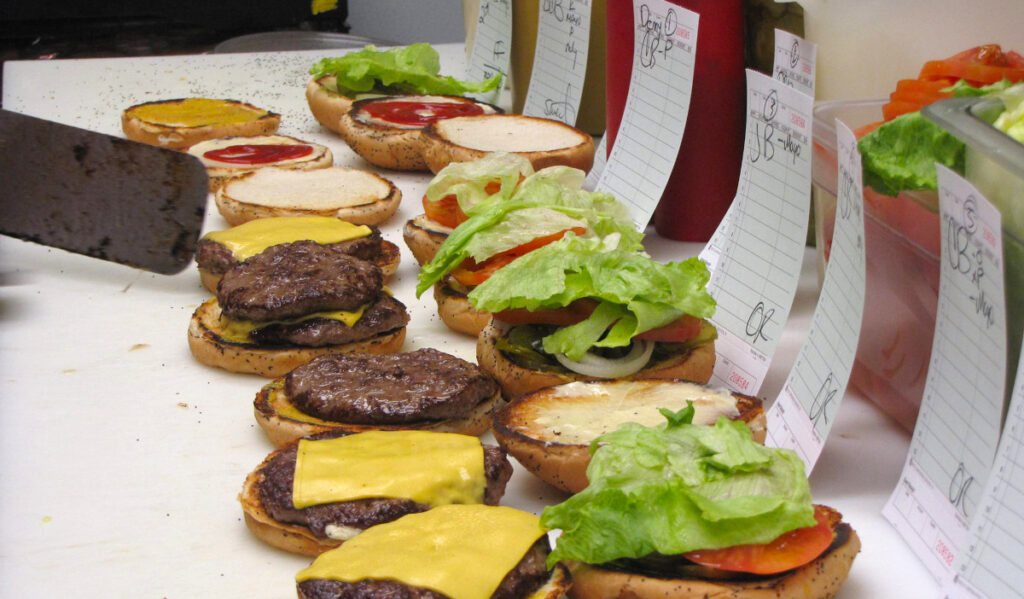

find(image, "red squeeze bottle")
[605,0,745,241]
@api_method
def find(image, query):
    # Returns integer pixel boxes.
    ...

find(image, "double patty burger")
[239,430,514,556]
[188,240,409,377]
[195,216,401,293]
[294,504,571,599]
[254,348,502,448]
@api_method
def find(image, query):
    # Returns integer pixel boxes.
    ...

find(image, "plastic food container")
[812,98,1024,431]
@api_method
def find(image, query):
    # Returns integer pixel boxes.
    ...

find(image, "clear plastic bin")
[813,97,1024,431]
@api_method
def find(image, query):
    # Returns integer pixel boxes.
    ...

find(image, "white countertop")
[0,44,935,597]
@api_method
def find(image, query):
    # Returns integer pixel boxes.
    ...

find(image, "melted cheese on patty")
[296,505,547,599]
[202,216,371,261]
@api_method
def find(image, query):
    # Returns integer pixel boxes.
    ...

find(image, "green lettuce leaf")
[541,410,815,567]
[468,235,716,361]
[857,80,1018,196]
[858,112,965,196]
[992,82,1024,143]
[309,43,500,97]
[415,171,643,297]
[424,153,534,214]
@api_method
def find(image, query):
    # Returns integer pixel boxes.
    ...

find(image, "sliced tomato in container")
[683,505,834,575]
[918,44,1024,85]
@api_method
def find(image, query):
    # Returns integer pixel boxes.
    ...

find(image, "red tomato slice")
[449,227,586,287]
[423,181,505,228]
[492,299,599,326]
[881,99,924,122]
[918,45,1024,85]
[683,506,834,575]
[635,314,703,343]
[422,194,467,229]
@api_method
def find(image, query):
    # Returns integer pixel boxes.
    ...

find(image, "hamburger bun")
[214,166,402,227]
[402,213,453,265]
[565,505,860,599]
[239,452,340,556]
[477,319,716,399]
[421,114,595,173]
[337,95,501,171]
[121,97,280,149]
[253,349,504,448]
[492,379,766,493]
[187,298,407,378]
[305,75,354,135]
[186,134,333,191]
[434,282,493,337]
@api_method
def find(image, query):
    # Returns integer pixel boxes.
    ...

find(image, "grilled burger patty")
[196,227,386,276]
[284,348,500,424]
[219,240,383,322]
[247,294,410,347]
[258,444,513,538]
[297,538,552,599]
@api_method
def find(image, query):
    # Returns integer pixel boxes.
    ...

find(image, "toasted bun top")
[430,114,589,152]
[220,167,394,210]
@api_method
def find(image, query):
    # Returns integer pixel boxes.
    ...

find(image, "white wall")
[345,0,467,45]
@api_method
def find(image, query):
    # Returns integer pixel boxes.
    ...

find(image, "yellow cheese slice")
[296,504,547,599]
[293,431,485,509]
[217,303,367,345]
[203,216,371,261]
[128,98,268,127]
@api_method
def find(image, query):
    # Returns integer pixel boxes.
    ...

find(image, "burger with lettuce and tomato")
[542,404,860,599]
[414,157,644,337]
[466,234,719,399]
[403,153,535,265]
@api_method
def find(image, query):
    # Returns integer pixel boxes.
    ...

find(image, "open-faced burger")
[306,43,501,135]
[542,405,860,599]
[254,348,502,448]
[188,240,409,377]
[239,429,513,556]
[121,97,280,149]
[404,152,534,266]
[295,504,572,599]
[195,216,401,293]
[492,380,766,493]
[413,160,643,337]
[466,234,718,399]
[186,134,333,191]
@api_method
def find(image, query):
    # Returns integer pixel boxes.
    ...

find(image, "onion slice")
[554,340,654,378]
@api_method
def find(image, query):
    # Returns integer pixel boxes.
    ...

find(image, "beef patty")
[258,443,513,539]
[197,227,384,275]
[248,294,409,347]
[284,348,500,424]
[218,240,383,322]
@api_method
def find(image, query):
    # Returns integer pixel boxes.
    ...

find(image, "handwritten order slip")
[593,0,699,229]
[883,165,1007,581]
